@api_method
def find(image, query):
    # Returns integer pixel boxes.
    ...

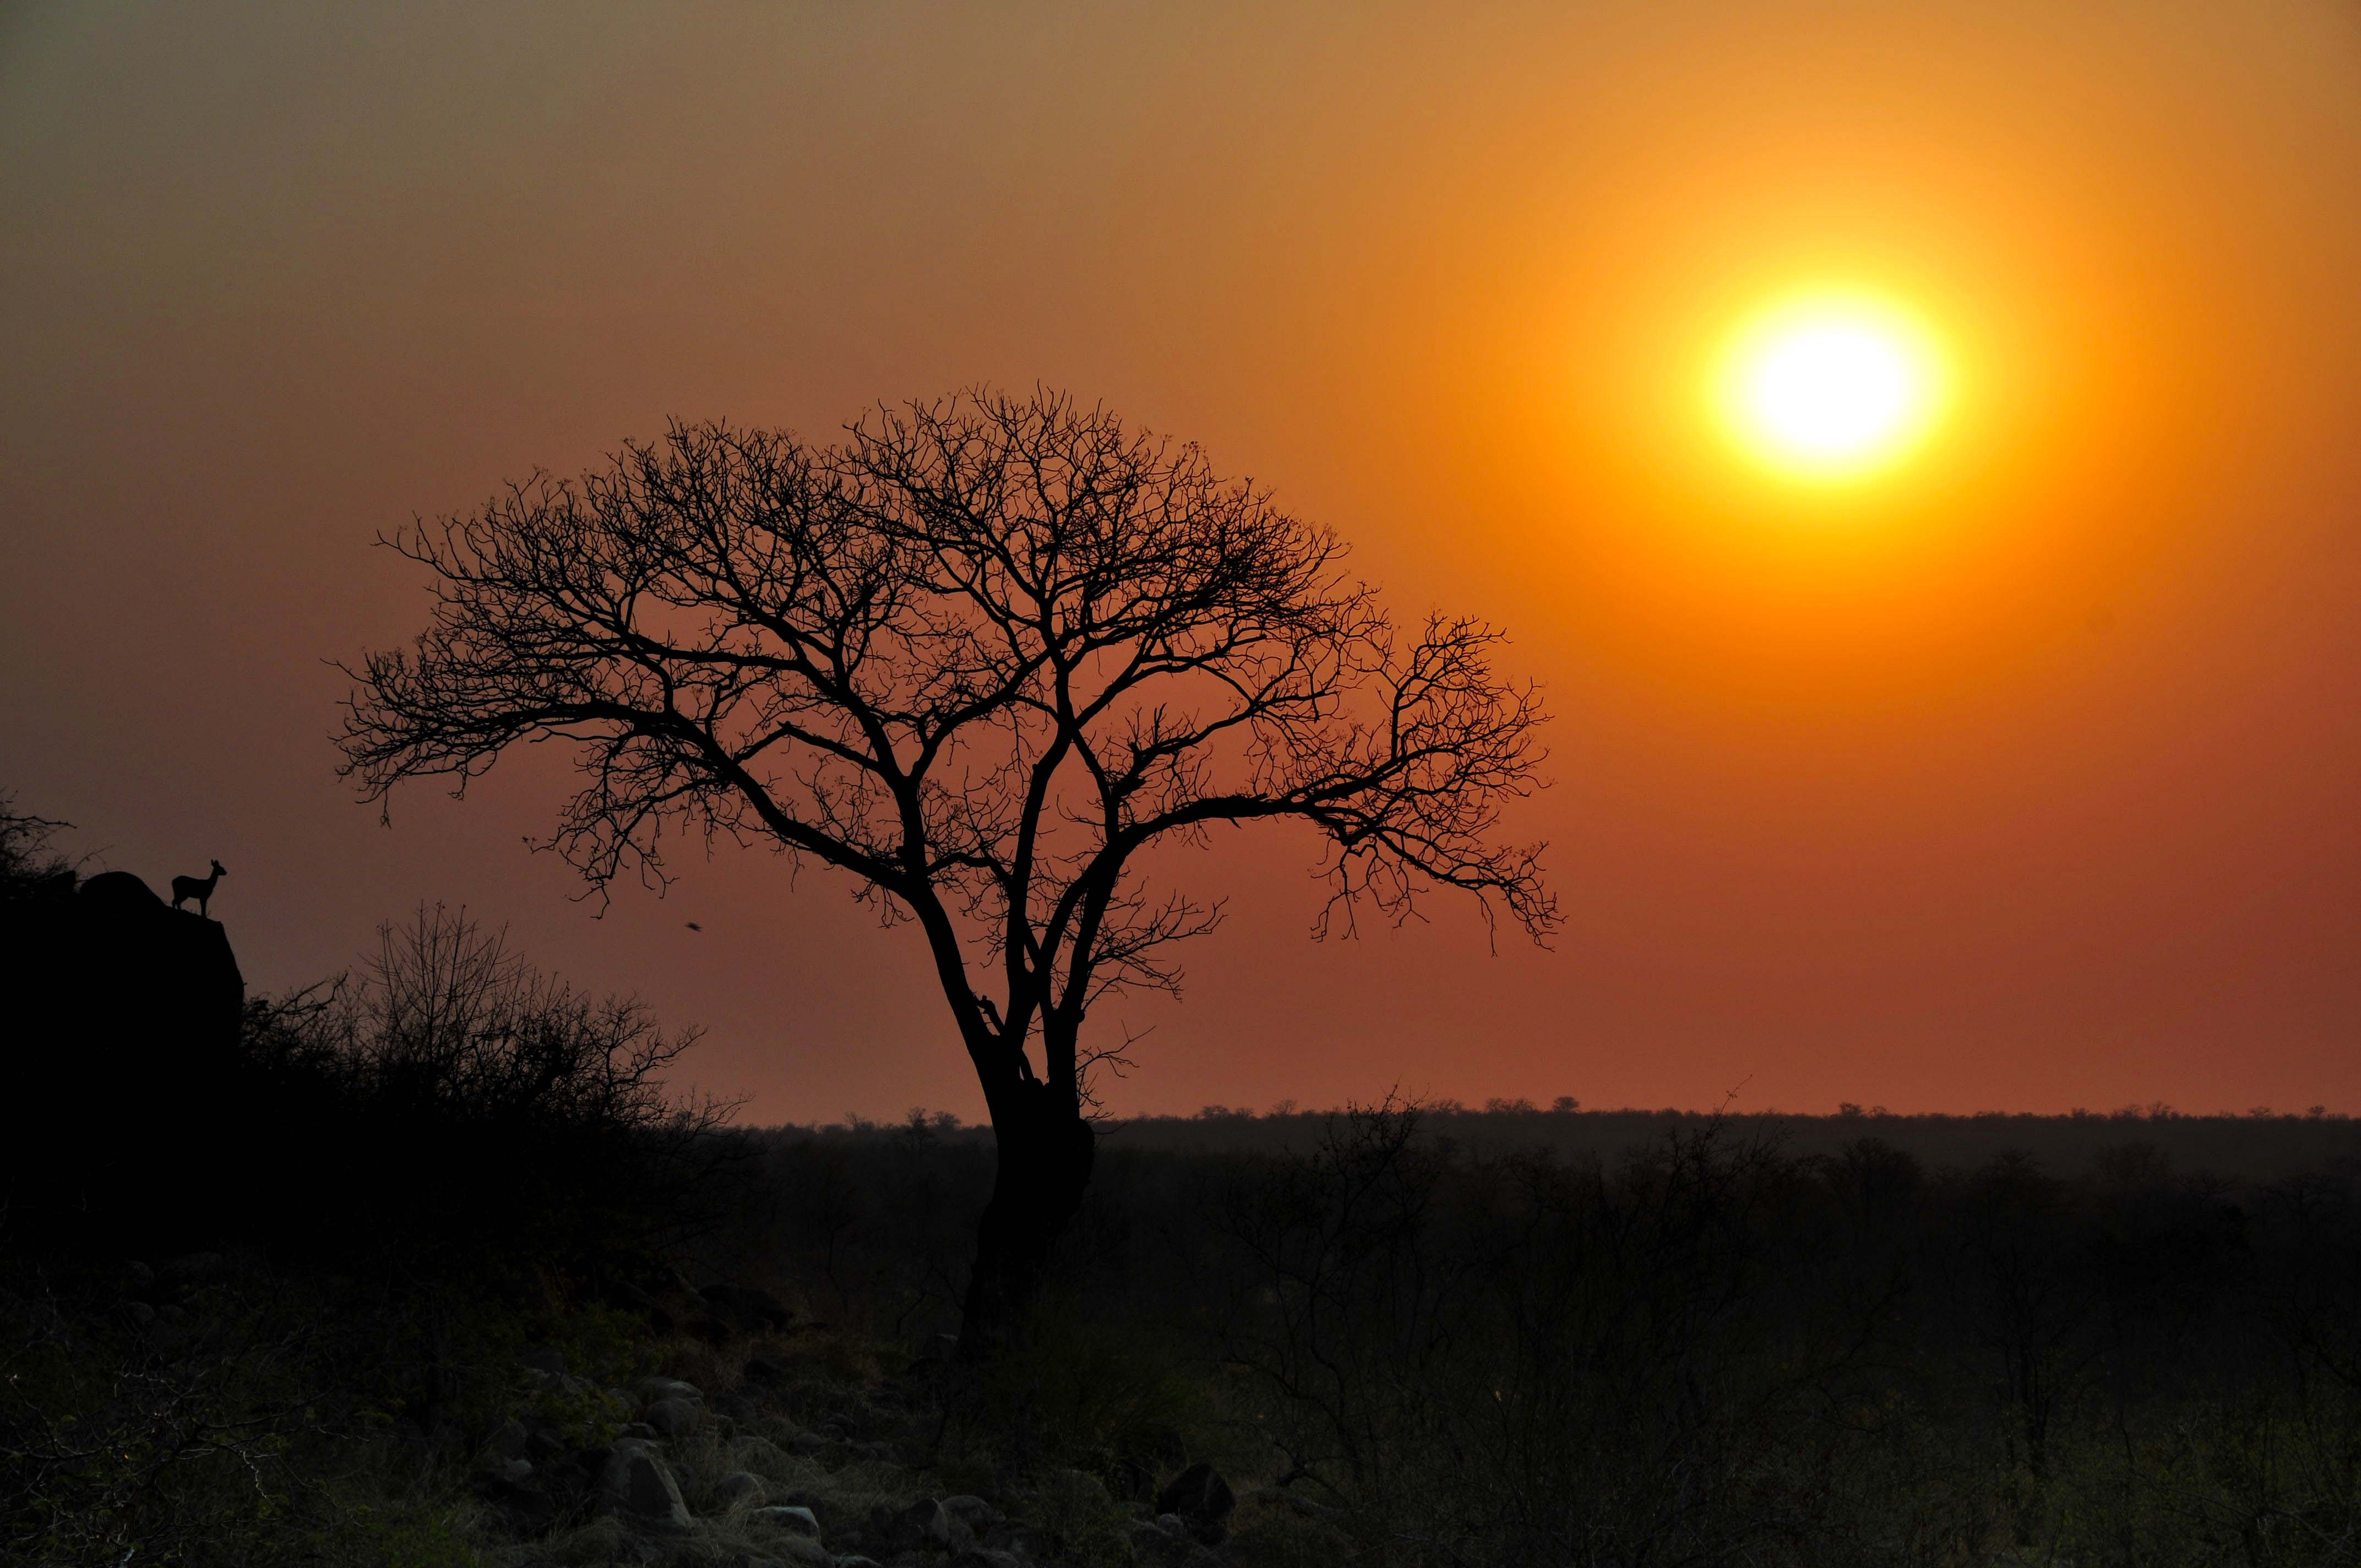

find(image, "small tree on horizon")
[338,388,1556,1350]
[0,790,76,897]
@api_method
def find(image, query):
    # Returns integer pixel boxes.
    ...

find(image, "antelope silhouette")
[171,860,226,917]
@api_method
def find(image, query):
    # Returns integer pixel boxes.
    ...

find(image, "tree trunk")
[956,1078,1095,1359]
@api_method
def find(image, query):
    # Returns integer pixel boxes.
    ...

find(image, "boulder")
[635,1376,704,1407]
[478,1455,534,1485]
[940,1495,1000,1532]
[711,1470,767,1512]
[747,1505,824,1539]
[1129,1518,1187,1564]
[1154,1462,1236,1545]
[644,1396,703,1438]
[869,1498,972,1556]
[597,1440,694,1534]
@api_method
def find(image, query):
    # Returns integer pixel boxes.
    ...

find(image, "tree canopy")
[340,389,1555,1126]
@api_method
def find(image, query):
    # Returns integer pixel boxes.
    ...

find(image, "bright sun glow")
[1716,292,1947,481]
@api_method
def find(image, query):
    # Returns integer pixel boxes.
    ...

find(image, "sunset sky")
[5,3,2358,1123]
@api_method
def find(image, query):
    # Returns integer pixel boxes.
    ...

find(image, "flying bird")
[685,921,703,932]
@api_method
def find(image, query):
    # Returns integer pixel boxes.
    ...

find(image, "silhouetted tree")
[338,389,1555,1349]
[0,791,74,900]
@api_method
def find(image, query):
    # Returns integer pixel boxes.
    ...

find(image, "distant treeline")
[775,1099,2361,1187]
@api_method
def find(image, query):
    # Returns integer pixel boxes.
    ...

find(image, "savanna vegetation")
[9,803,2361,1567]
[736,1099,2361,1568]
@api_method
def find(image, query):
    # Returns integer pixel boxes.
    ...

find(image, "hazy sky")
[5,2,2358,1122]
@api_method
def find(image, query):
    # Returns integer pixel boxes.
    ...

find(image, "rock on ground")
[940,1495,1000,1532]
[746,1504,824,1539]
[868,1496,973,1556]
[597,1439,694,1534]
[644,1395,704,1438]
[711,1470,766,1511]
[1154,1461,1237,1545]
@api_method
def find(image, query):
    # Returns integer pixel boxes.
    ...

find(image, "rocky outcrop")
[6,870,244,1056]
[0,871,247,1249]
[447,1340,1297,1568]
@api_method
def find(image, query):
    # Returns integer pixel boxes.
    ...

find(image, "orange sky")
[4,3,2358,1121]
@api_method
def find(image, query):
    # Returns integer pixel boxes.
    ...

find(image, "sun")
[1715,291,1948,482]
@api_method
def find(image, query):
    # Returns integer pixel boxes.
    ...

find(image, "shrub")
[230,905,751,1280]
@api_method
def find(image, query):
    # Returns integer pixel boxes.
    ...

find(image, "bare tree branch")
[339,388,1557,1136]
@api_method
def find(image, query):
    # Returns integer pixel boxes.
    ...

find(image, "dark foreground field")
[10,999,2361,1568]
